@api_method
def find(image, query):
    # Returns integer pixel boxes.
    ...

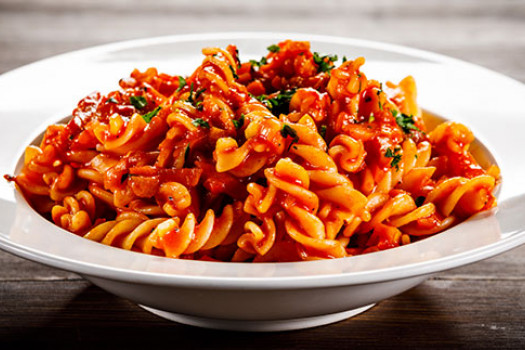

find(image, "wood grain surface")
[1,0,524,348]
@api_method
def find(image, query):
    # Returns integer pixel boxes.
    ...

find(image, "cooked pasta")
[6,40,499,262]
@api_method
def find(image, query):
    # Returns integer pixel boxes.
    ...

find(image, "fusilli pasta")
[6,40,499,262]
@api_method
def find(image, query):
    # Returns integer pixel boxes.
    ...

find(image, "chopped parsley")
[184,144,190,162]
[229,65,239,80]
[368,113,375,123]
[280,124,297,139]
[342,56,348,63]
[256,89,296,116]
[249,56,267,68]
[130,95,147,109]
[254,94,269,106]
[392,109,422,134]
[234,47,241,68]
[195,88,206,100]
[187,84,206,106]
[142,106,161,123]
[267,44,280,53]
[106,97,118,104]
[313,52,338,73]
[376,88,383,111]
[280,124,299,150]
[385,147,402,170]
[186,82,195,103]
[192,118,210,129]
[319,124,327,139]
[232,114,245,129]
[176,76,186,92]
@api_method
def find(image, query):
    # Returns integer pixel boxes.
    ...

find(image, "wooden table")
[1,0,524,347]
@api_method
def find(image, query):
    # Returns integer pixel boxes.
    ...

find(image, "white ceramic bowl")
[1,33,525,332]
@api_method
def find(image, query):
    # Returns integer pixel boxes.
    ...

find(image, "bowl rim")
[2,200,525,290]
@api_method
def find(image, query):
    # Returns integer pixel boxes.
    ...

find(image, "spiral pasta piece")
[328,134,366,173]
[238,218,277,256]
[51,190,96,234]
[80,203,240,258]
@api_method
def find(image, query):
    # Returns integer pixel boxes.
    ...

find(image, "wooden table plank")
[1,279,524,348]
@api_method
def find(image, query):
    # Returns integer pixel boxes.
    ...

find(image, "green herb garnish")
[234,47,241,68]
[187,84,206,107]
[385,147,402,170]
[319,125,327,139]
[249,56,268,68]
[254,94,270,107]
[394,112,422,134]
[232,114,245,129]
[267,44,280,53]
[313,52,338,73]
[256,89,296,116]
[229,65,239,80]
[176,76,186,92]
[130,95,147,109]
[106,97,118,104]
[280,124,299,150]
[192,118,210,129]
[195,88,206,100]
[376,88,384,110]
[186,82,195,103]
[142,106,161,123]
[184,144,190,162]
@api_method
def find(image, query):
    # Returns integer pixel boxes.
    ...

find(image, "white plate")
[1,32,525,332]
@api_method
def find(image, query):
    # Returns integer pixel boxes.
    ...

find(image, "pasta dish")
[6,40,499,262]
